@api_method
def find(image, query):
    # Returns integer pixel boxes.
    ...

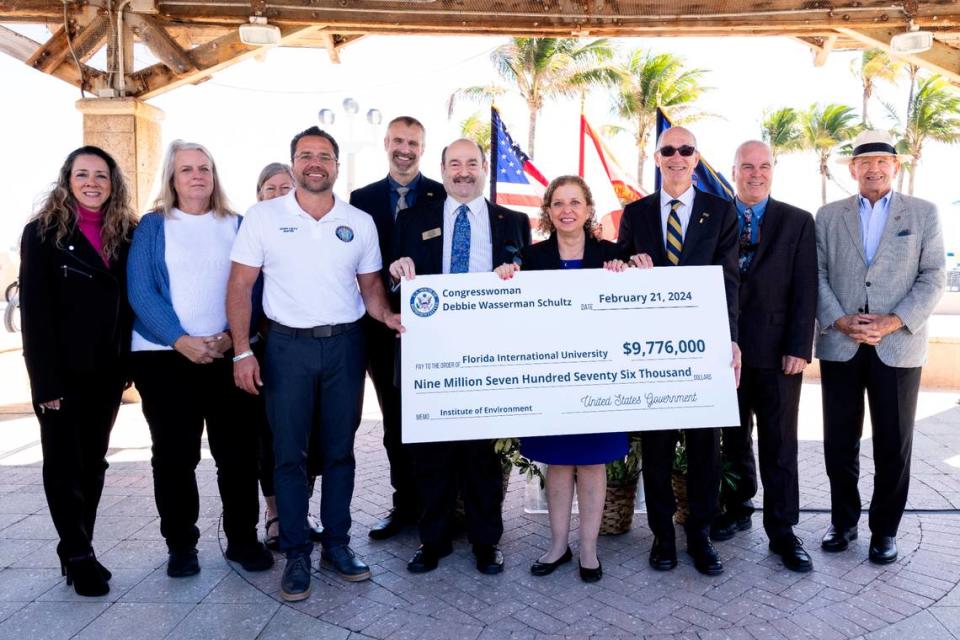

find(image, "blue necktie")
[450,204,471,273]
[739,208,754,274]
[666,200,683,266]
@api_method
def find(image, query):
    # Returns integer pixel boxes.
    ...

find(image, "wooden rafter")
[2,0,960,99]
[126,24,321,99]
[26,15,107,73]
[126,13,196,74]
[837,27,960,85]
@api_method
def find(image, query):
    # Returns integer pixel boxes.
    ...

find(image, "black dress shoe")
[530,547,572,576]
[709,516,738,542]
[769,535,813,573]
[710,512,752,541]
[407,543,452,574]
[369,509,411,541]
[225,541,275,572]
[280,554,311,602]
[868,535,898,565]
[473,544,504,575]
[167,547,200,578]
[321,545,371,581]
[579,560,602,583]
[687,537,724,576]
[649,537,678,571]
[821,525,858,552]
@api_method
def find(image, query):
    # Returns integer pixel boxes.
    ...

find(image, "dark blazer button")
[865,281,871,287]
[858,308,864,313]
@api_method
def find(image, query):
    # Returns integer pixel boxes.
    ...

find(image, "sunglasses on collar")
[657,145,696,157]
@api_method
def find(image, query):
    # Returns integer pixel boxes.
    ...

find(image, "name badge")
[422,227,441,241]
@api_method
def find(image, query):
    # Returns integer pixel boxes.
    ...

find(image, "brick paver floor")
[0,346,958,639]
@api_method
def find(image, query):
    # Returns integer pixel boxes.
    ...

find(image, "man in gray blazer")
[816,130,945,565]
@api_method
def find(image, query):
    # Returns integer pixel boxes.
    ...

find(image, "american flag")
[490,106,548,223]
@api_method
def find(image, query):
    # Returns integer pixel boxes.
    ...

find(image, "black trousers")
[641,428,720,540]
[411,440,504,547]
[363,316,417,515]
[820,345,922,537]
[720,366,802,540]
[133,351,260,551]
[252,340,275,498]
[37,370,123,560]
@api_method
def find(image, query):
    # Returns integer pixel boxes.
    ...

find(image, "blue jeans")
[264,325,366,557]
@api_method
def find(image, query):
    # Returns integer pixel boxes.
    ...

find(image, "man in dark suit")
[390,138,531,575]
[617,125,740,576]
[350,116,445,540]
[712,140,817,573]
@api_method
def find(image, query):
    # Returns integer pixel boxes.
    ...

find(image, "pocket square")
[896,229,912,237]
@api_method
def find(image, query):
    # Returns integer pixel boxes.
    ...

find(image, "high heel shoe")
[63,555,110,597]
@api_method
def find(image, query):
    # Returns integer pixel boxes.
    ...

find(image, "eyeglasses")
[658,145,696,157]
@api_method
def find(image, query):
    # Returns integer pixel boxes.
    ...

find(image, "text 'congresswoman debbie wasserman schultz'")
[400,267,739,443]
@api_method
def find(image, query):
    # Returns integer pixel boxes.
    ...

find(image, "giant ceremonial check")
[400,266,740,443]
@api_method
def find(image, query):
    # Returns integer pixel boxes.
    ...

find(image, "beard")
[297,172,333,194]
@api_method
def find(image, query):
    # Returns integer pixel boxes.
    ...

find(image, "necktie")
[666,199,683,266]
[450,204,471,273]
[739,208,754,274]
[395,186,410,219]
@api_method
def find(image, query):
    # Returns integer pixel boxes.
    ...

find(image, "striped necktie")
[450,204,471,273]
[666,199,683,266]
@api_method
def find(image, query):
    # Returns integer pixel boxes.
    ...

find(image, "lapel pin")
[68,245,74,250]
[699,212,710,224]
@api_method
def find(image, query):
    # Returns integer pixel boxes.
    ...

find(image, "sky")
[1,32,957,263]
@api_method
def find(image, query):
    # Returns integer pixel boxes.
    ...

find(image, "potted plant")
[494,438,544,489]
[600,434,643,535]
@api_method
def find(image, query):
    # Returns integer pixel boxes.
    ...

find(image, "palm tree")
[852,49,903,126]
[900,75,960,194]
[760,107,804,164]
[799,103,860,205]
[459,111,492,156]
[451,37,617,158]
[609,50,709,189]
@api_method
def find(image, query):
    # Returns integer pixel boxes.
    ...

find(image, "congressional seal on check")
[400,265,739,443]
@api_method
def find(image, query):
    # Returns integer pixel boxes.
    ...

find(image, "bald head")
[732,140,773,206]
[655,126,700,197]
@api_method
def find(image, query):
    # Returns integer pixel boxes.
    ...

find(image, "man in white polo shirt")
[227,126,401,602]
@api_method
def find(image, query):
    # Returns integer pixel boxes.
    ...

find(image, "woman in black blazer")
[495,175,639,583]
[19,146,137,596]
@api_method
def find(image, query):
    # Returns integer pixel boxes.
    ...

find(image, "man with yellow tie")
[617,125,740,576]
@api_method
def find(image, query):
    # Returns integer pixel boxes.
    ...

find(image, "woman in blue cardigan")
[128,140,272,577]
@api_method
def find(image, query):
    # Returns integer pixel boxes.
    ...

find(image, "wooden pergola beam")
[837,27,960,85]
[26,15,107,73]
[0,24,37,60]
[812,35,839,67]
[126,12,197,74]
[126,24,321,99]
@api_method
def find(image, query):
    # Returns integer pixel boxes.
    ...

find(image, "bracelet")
[232,350,254,363]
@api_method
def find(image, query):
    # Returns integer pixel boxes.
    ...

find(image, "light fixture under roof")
[239,16,281,47]
[890,20,934,54]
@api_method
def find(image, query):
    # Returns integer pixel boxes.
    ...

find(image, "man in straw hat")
[815,129,945,564]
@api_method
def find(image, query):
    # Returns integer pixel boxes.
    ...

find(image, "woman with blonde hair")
[127,140,272,577]
[495,175,641,583]
[20,145,137,596]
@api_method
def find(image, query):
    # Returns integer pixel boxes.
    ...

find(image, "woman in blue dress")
[495,175,646,582]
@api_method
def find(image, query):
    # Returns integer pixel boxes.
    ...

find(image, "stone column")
[75,98,164,214]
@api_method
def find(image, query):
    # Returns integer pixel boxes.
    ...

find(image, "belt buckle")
[312,325,333,338]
